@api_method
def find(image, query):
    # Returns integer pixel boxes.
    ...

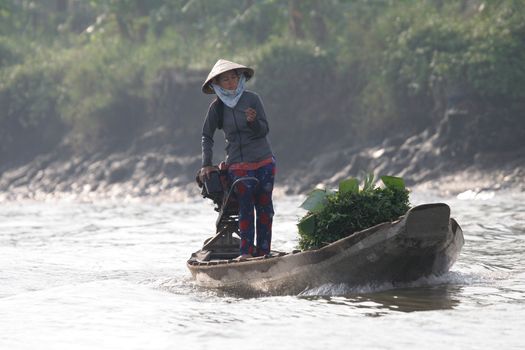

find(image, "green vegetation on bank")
[1,0,524,164]
[297,175,410,250]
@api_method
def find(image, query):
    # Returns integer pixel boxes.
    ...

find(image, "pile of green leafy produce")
[297,175,410,250]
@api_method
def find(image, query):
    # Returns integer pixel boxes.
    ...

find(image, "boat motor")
[196,168,225,209]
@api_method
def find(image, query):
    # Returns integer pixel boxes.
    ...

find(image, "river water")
[1,190,524,349]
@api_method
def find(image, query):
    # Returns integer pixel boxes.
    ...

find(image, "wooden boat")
[187,202,464,296]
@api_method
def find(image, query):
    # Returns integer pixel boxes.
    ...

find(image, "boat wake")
[297,271,473,297]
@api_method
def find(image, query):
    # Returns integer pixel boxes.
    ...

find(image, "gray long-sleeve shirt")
[201,90,273,167]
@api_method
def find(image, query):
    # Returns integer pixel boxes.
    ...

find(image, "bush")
[59,41,147,148]
[461,8,525,97]
[383,2,525,100]
[0,60,65,163]
[252,40,342,166]
[0,36,22,68]
[254,40,334,103]
[297,175,410,250]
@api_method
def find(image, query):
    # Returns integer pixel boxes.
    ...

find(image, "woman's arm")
[201,102,219,167]
[246,94,269,137]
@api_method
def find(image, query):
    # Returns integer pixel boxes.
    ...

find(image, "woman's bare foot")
[235,254,253,261]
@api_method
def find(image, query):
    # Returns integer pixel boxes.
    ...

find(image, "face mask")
[212,75,246,108]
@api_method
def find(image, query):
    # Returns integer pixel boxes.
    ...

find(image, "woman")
[199,59,275,260]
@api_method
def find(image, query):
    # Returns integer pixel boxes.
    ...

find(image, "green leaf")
[339,177,359,195]
[362,173,376,192]
[381,176,405,190]
[299,189,329,213]
[298,213,316,236]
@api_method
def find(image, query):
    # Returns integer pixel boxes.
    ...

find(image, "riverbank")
[1,129,522,203]
[1,85,524,202]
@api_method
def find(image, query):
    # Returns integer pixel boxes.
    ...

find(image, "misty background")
[1,0,524,200]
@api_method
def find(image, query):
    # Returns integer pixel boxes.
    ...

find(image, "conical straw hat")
[202,59,254,94]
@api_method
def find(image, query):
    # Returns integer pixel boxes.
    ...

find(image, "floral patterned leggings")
[228,160,276,256]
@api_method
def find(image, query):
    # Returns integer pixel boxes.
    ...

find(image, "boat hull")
[187,203,464,296]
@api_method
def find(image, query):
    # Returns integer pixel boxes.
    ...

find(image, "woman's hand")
[199,166,217,182]
[245,107,257,123]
